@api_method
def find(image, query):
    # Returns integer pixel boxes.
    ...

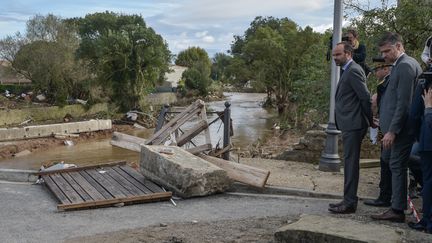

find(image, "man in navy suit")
[408,75,432,234]
[328,42,374,214]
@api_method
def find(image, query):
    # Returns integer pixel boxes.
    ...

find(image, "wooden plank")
[36,161,127,176]
[199,154,270,188]
[111,166,153,194]
[200,105,211,145]
[185,143,212,155]
[151,107,202,145]
[211,144,232,157]
[146,100,204,145]
[50,173,84,204]
[111,132,146,152]
[62,173,93,201]
[68,172,106,201]
[104,167,144,196]
[176,120,209,146]
[42,175,71,204]
[84,169,127,198]
[119,165,164,193]
[58,192,172,211]
[78,171,114,199]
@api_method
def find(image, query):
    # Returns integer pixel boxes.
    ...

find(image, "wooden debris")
[198,154,270,188]
[40,161,172,211]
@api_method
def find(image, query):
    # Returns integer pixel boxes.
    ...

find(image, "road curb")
[228,183,343,200]
[0,169,38,183]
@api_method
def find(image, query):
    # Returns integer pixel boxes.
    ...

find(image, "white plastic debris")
[126,111,138,121]
[64,140,74,146]
[40,161,77,172]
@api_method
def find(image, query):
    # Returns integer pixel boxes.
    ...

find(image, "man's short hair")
[378,32,403,47]
[337,41,353,55]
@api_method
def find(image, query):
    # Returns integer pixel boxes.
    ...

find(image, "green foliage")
[176,47,212,95]
[348,0,432,69]
[211,52,232,83]
[10,14,93,106]
[76,11,171,111]
[230,16,329,126]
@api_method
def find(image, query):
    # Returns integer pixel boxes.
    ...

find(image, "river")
[0,92,275,170]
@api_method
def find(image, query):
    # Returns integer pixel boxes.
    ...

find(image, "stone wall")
[276,129,380,164]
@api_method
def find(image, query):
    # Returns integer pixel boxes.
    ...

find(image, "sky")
[0,0,396,57]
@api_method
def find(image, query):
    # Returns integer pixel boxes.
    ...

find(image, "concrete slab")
[274,214,402,243]
[140,145,232,198]
[0,168,38,182]
[0,119,112,141]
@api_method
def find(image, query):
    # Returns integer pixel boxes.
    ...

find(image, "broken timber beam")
[185,143,212,155]
[176,120,209,146]
[198,154,270,188]
[111,132,208,155]
[146,99,204,145]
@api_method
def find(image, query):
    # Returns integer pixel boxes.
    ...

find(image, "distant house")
[156,65,187,92]
[0,60,31,84]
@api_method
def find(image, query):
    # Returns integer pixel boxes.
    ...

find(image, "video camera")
[419,71,432,91]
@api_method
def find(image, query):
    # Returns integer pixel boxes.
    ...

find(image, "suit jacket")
[335,60,372,132]
[409,84,432,151]
[379,54,422,135]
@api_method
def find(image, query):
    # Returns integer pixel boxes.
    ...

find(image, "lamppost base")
[318,123,341,172]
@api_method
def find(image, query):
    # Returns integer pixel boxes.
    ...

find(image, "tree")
[76,12,171,111]
[230,16,328,118]
[176,47,212,95]
[2,14,92,105]
[346,0,432,68]
[211,52,232,83]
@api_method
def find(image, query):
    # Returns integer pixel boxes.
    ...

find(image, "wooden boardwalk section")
[38,161,172,211]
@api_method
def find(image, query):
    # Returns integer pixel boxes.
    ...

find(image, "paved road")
[0,181,335,242]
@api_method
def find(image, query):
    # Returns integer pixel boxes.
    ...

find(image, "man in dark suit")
[364,57,393,207]
[407,76,432,234]
[328,42,373,214]
[371,32,422,223]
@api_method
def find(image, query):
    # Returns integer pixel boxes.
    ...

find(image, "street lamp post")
[318,0,343,172]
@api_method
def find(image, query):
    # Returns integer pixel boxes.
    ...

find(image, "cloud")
[202,35,215,43]
[0,0,362,58]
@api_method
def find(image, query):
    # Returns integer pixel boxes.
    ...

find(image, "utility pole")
[318,0,343,172]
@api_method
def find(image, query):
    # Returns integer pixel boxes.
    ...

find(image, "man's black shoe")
[363,198,391,207]
[371,209,405,223]
[328,204,356,214]
[329,201,344,208]
[408,221,426,231]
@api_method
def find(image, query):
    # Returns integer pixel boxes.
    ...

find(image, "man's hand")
[424,87,432,108]
[381,132,395,150]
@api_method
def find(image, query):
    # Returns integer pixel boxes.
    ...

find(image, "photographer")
[408,73,432,234]
[346,29,371,76]
[421,35,431,69]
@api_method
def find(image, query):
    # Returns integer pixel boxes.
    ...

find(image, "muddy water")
[0,93,274,170]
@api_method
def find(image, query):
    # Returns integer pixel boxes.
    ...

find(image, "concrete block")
[0,169,38,182]
[0,119,112,141]
[140,145,232,198]
[274,214,402,243]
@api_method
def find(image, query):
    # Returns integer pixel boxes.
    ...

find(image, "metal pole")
[155,104,170,132]
[318,0,343,172]
[223,101,231,160]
